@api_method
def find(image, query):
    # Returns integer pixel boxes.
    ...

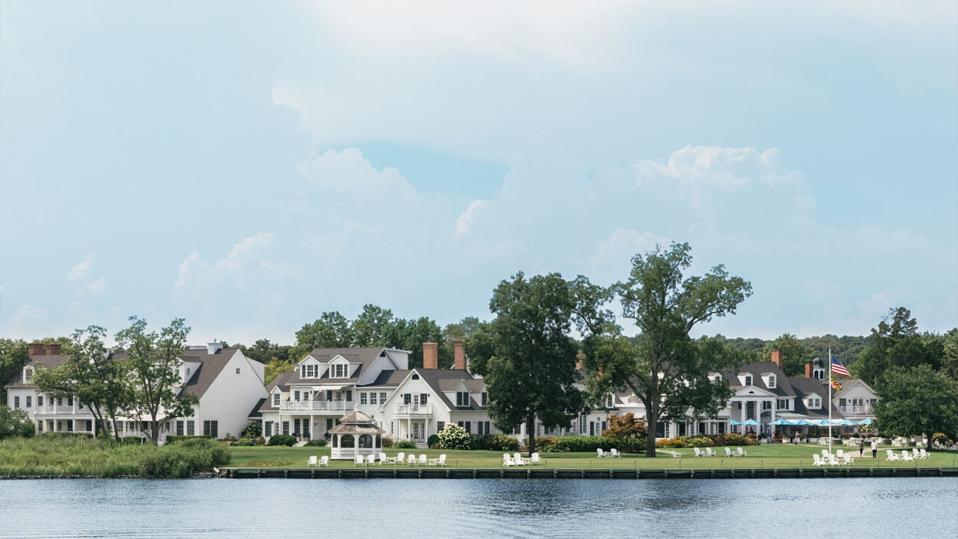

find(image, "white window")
[456,392,469,407]
[379,392,387,404]
[744,375,753,386]
[272,393,280,407]
[762,401,771,411]
[360,392,368,405]
[23,366,34,383]
[767,375,776,388]
[369,393,378,405]
[777,398,788,410]
[302,364,317,378]
[331,364,347,378]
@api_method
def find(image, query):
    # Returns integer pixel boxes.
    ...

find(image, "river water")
[0,478,955,538]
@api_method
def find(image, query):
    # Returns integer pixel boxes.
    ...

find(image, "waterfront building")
[4,341,268,442]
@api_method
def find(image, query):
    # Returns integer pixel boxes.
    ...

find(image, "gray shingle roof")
[179,348,241,399]
[4,354,70,387]
[416,369,484,410]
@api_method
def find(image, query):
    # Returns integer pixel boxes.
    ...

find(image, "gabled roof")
[367,369,409,387]
[787,377,843,418]
[414,369,484,410]
[4,354,69,387]
[720,362,796,397]
[179,348,240,399]
[248,398,266,418]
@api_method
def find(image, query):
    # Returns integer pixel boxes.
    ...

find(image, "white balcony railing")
[839,405,873,414]
[394,403,433,416]
[279,400,354,412]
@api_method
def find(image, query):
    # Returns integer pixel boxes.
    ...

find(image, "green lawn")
[227,444,958,470]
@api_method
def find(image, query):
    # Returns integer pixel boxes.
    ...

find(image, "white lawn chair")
[818,438,828,446]
[901,450,913,462]
[395,452,405,465]
[366,454,377,465]
[354,455,365,466]
[886,449,899,461]
[736,447,747,457]
[724,447,733,457]
[530,452,541,465]
[827,454,840,466]
[596,448,606,458]
[513,452,529,465]
[811,454,824,467]
[820,449,829,458]
[307,455,318,467]
[918,448,929,460]
[418,454,428,466]
[406,453,417,466]
[503,453,515,467]
[705,448,717,457]
[378,452,388,464]
[610,448,621,458]
[911,448,920,460]
[843,454,854,465]
[693,447,703,458]
[319,456,329,467]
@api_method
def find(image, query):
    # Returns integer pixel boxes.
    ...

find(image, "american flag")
[831,357,850,377]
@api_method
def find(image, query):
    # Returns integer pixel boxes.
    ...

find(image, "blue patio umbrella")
[729,419,742,426]
[742,419,759,426]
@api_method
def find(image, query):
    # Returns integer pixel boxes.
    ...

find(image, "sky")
[1,1,956,345]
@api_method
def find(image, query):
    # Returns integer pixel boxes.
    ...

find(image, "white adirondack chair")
[886,449,899,461]
[395,452,405,465]
[428,453,447,467]
[811,454,824,467]
[596,448,606,458]
[610,448,621,458]
[736,447,747,457]
[406,454,417,466]
[354,455,365,466]
[530,452,541,465]
[918,449,929,460]
[705,448,717,457]
[366,454,377,465]
[901,451,914,462]
[513,452,529,465]
[378,453,388,464]
[503,453,515,467]
[693,447,704,458]
[724,447,733,457]
[418,454,428,466]
[842,454,854,465]
[319,456,329,467]
[307,455,318,467]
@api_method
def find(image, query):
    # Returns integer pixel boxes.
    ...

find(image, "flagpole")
[827,346,832,454]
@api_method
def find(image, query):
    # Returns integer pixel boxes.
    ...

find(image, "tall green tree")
[290,311,355,360]
[34,326,131,440]
[0,339,29,403]
[585,243,751,457]
[942,328,958,380]
[469,272,589,454]
[766,333,814,376]
[115,317,195,444]
[391,316,447,368]
[856,307,943,385]
[0,406,34,438]
[351,304,395,346]
[874,364,958,450]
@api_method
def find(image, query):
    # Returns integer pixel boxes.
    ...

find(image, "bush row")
[656,433,757,448]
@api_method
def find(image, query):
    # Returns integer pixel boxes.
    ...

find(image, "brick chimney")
[45,343,63,355]
[770,349,782,368]
[206,341,224,355]
[422,342,438,369]
[28,342,46,357]
[804,361,813,379]
[453,339,466,370]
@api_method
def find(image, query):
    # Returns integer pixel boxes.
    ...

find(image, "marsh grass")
[0,436,229,478]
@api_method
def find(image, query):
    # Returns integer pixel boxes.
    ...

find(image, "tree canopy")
[468,272,591,454]
[873,364,958,450]
[585,243,751,457]
[856,307,945,385]
[0,339,29,403]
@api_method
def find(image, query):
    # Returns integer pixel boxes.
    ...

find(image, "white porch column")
[770,401,776,439]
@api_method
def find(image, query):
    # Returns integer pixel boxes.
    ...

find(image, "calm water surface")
[0,478,955,538]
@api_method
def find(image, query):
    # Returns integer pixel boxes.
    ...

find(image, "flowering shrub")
[437,424,473,450]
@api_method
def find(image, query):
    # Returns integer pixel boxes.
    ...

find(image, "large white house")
[4,341,268,442]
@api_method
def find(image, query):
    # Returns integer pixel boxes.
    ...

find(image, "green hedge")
[266,434,296,446]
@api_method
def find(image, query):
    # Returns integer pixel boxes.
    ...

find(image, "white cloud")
[10,304,50,337]
[453,199,486,239]
[584,228,670,283]
[299,148,418,203]
[66,253,106,295]
[174,233,301,313]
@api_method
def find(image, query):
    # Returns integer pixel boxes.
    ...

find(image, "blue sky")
[1,1,956,344]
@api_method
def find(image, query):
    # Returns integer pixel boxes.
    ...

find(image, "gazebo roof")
[329,411,384,435]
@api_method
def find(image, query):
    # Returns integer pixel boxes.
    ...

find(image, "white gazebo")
[329,411,385,460]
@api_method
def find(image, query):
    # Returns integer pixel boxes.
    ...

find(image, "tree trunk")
[526,414,536,456]
[110,414,121,443]
[645,404,658,458]
[927,432,934,451]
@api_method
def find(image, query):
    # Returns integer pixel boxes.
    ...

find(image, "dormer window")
[330,364,348,378]
[272,393,280,407]
[481,392,487,406]
[456,392,470,407]
[768,375,776,389]
[744,374,753,386]
[302,364,318,378]
[23,366,34,383]
[710,373,723,383]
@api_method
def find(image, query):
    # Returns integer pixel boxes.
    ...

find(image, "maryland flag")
[831,379,843,392]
